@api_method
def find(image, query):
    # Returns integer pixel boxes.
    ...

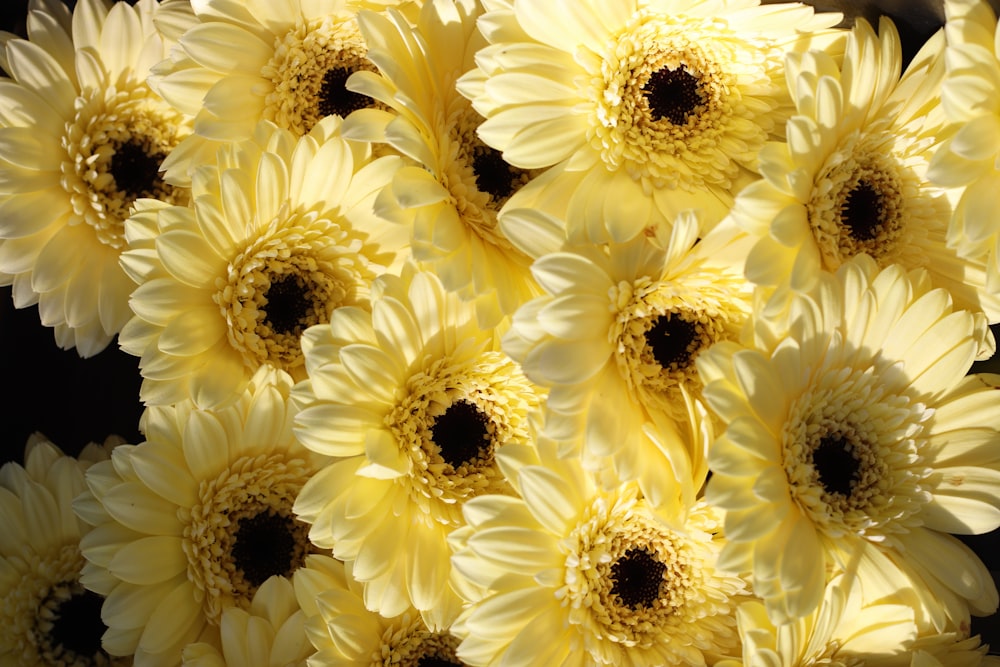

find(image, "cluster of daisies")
[3,0,1000,664]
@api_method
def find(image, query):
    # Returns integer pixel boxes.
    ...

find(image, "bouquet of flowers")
[1,0,1000,665]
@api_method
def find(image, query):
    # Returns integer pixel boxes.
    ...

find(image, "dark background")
[0,0,998,652]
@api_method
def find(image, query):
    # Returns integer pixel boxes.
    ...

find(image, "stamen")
[610,547,665,609]
[431,400,491,468]
[840,180,883,241]
[263,274,312,336]
[231,510,301,588]
[472,147,518,200]
[108,138,166,201]
[317,67,370,118]
[645,315,698,369]
[643,66,703,125]
[812,434,860,497]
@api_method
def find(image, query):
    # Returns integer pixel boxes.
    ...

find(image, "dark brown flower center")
[813,434,860,497]
[643,66,703,125]
[645,315,698,368]
[610,548,665,609]
[231,509,307,588]
[43,587,108,664]
[263,274,313,336]
[841,180,885,242]
[417,658,465,667]
[472,146,519,200]
[109,138,167,201]
[317,66,371,118]
[431,400,491,468]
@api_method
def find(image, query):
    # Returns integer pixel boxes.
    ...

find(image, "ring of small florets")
[781,363,934,540]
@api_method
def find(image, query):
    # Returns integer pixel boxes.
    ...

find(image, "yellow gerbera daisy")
[449,437,748,666]
[502,212,752,507]
[118,116,408,409]
[927,0,1000,296]
[293,555,466,666]
[0,434,122,666]
[696,255,1000,626]
[734,17,1000,320]
[342,0,541,327]
[180,577,313,667]
[291,268,543,628]
[0,0,193,356]
[715,573,919,667]
[76,367,326,664]
[149,0,417,185]
[457,0,843,243]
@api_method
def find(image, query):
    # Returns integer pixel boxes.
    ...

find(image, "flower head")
[697,255,1000,625]
[0,435,122,666]
[734,17,1000,320]
[294,555,466,667]
[502,211,752,507]
[343,0,542,327]
[119,116,409,409]
[292,268,544,626]
[450,438,748,666]
[150,0,417,184]
[460,0,843,242]
[0,0,193,356]
[77,367,326,664]
[180,577,313,667]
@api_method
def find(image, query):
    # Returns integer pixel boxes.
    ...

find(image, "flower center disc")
[430,400,491,468]
[317,66,371,118]
[231,509,303,588]
[262,15,376,135]
[643,65,703,125]
[812,434,861,497]
[610,547,666,609]
[644,314,698,368]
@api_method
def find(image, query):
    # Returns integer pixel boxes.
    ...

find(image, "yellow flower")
[343,0,541,327]
[697,255,1000,626]
[77,367,326,664]
[119,117,408,409]
[292,268,543,628]
[459,0,843,242]
[928,0,1000,297]
[180,577,313,667]
[0,0,193,356]
[734,17,1000,320]
[0,435,123,666]
[450,438,748,666]
[716,573,919,667]
[149,0,418,184]
[294,555,466,667]
[502,212,751,507]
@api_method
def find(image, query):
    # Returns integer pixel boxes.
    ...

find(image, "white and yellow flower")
[0,435,122,666]
[150,0,418,184]
[180,577,313,667]
[697,255,1000,626]
[458,0,843,243]
[0,0,193,356]
[119,117,408,409]
[928,0,1000,297]
[450,437,748,666]
[294,555,466,667]
[502,212,751,507]
[292,268,543,627]
[716,573,919,667]
[343,0,541,327]
[734,17,1000,320]
[76,367,325,665]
